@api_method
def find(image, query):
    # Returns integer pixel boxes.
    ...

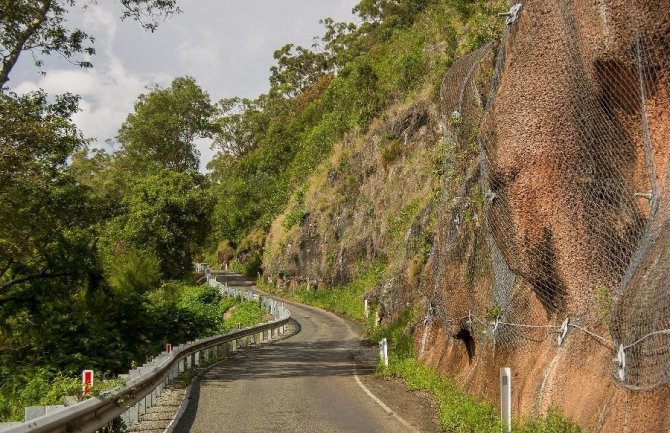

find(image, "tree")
[0,91,98,304]
[102,170,214,279]
[0,0,180,88]
[269,44,331,98]
[117,76,218,173]
[213,97,268,158]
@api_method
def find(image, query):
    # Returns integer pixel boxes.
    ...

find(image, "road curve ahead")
[173,273,409,433]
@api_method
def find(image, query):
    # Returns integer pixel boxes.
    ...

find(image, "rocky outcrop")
[264,1,670,431]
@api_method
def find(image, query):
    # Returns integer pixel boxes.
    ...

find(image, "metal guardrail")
[2,273,290,433]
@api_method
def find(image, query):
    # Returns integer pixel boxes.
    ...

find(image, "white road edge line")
[252,286,422,433]
[353,372,421,433]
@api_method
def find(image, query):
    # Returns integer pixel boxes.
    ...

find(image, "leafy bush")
[0,370,125,422]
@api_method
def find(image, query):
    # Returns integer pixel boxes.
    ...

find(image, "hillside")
[213,1,670,431]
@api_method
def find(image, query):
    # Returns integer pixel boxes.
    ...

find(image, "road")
[172,273,410,433]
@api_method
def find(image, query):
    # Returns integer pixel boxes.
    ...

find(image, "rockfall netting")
[424,0,670,392]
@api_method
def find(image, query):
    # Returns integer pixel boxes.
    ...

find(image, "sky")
[9,1,359,171]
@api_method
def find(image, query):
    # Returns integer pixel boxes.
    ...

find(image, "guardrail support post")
[139,396,146,417]
[129,403,138,423]
[194,351,200,366]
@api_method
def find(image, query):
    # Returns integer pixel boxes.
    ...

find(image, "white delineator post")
[378,338,388,367]
[364,298,369,318]
[500,367,512,433]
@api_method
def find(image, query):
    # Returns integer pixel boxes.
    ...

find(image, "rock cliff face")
[264,1,670,431]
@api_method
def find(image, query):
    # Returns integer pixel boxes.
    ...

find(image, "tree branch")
[0,270,71,293]
[0,0,52,88]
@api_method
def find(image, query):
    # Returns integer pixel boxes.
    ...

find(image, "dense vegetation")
[0,73,219,417]
[0,0,221,420]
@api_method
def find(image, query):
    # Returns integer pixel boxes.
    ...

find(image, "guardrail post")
[129,403,138,423]
[259,331,263,343]
[194,351,200,366]
[500,367,512,433]
[139,396,146,417]
[232,340,237,352]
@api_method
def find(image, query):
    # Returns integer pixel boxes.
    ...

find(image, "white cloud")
[13,57,169,147]
[8,0,360,172]
[81,6,117,46]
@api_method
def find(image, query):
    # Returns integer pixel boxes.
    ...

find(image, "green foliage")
[283,207,307,230]
[106,249,161,294]
[117,76,218,174]
[386,198,421,238]
[102,170,214,279]
[381,138,402,168]
[0,285,268,421]
[207,0,503,260]
[261,260,385,322]
[0,370,124,421]
[149,283,224,339]
[0,92,95,302]
[221,298,268,331]
[514,408,586,433]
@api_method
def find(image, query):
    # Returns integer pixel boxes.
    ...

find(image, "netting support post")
[500,367,512,433]
[616,345,626,382]
[557,318,570,346]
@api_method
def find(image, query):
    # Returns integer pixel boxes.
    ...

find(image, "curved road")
[173,274,409,433]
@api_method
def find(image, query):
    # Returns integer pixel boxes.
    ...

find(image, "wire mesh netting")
[422,0,670,393]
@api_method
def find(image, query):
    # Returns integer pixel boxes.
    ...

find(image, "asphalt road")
[172,274,409,433]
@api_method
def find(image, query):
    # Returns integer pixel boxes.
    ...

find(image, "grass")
[372,314,587,433]
[259,260,385,322]
[221,297,272,331]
